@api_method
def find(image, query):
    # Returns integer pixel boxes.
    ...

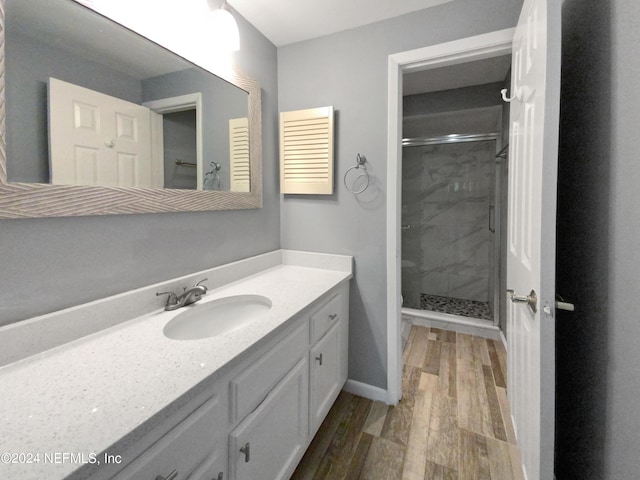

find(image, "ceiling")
[227,0,510,96]
[229,0,456,47]
[403,55,512,96]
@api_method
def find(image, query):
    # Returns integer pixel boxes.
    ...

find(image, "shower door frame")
[400,132,504,328]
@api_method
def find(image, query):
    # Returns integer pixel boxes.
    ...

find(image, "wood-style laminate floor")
[291,325,525,480]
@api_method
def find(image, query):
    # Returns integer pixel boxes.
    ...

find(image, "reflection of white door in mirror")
[48,77,163,188]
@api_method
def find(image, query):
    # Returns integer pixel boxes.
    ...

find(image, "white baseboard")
[343,379,389,403]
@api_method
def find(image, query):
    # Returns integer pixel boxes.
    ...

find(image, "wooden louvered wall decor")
[280,106,334,195]
[229,117,250,192]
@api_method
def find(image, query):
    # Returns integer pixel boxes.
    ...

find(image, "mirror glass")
[5,0,251,192]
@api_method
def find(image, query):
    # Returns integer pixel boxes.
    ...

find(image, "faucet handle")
[195,278,208,292]
[156,291,178,307]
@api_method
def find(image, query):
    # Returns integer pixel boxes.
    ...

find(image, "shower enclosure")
[401,134,503,325]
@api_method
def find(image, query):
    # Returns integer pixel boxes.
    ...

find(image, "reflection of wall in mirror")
[5,29,143,183]
[5,15,249,191]
[142,68,249,192]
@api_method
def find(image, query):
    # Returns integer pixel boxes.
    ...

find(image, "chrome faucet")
[156,278,208,311]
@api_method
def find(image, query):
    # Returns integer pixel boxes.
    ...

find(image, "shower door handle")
[488,206,495,233]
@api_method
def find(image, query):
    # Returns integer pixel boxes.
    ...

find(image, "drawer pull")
[315,353,323,366]
[240,442,251,463]
[155,470,178,480]
[328,313,338,320]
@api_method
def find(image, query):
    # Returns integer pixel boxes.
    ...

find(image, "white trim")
[143,93,204,190]
[386,28,515,406]
[403,308,502,341]
[343,379,389,404]
[500,330,508,351]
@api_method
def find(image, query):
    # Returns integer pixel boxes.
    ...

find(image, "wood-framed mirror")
[0,0,262,218]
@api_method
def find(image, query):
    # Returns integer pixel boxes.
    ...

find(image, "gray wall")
[403,81,504,117]
[5,30,143,183]
[556,0,640,478]
[278,0,523,389]
[0,8,280,326]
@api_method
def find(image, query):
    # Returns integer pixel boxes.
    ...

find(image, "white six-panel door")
[506,0,561,479]
[48,77,162,188]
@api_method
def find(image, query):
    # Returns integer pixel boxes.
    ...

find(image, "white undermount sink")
[163,294,272,340]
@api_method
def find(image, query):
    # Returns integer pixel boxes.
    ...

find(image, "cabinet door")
[229,357,308,480]
[309,320,344,435]
[113,395,223,480]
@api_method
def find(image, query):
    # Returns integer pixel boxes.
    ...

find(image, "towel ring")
[344,154,369,194]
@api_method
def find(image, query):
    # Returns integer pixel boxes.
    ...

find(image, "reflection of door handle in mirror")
[507,289,538,313]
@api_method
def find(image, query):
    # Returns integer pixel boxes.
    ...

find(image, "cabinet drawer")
[187,450,226,480]
[310,292,342,344]
[230,320,309,422]
[114,395,222,480]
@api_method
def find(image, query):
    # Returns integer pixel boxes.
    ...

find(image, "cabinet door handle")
[328,313,338,320]
[315,353,323,366]
[216,473,224,480]
[155,470,178,480]
[240,442,250,463]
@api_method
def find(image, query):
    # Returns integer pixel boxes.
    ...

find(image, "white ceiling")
[13,0,189,79]
[229,0,457,47]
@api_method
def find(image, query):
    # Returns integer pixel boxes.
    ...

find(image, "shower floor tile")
[420,293,493,321]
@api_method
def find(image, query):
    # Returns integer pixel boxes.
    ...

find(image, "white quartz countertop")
[0,254,351,479]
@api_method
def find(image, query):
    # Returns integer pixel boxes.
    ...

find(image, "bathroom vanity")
[0,250,352,479]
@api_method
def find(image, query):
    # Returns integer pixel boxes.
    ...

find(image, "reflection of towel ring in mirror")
[204,162,222,190]
[344,153,369,194]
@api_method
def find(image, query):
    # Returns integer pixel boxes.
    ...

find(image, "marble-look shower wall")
[401,141,496,309]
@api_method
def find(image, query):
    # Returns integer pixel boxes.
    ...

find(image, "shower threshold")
[402,305,501,340]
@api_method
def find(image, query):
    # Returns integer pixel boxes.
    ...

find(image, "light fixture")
[211,0,240,52]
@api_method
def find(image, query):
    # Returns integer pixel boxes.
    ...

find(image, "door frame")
[143,92,204,189]
[385,28,515,404]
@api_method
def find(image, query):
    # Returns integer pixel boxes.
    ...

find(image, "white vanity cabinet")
[308,290,349,436]
[101,283,349,480]
[1,251,354,480]
[227,283,349,480]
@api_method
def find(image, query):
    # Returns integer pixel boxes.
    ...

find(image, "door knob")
[507,289,537,313]
[555,294,575,312]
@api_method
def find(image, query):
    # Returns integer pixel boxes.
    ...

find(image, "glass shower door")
[401,139,497,321]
